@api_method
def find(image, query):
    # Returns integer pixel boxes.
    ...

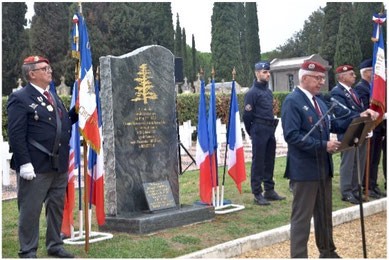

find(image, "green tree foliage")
[354,2,386,61]
[245,2,261,83]
[237,3,250,87]
[30,3,71,86]
[191,34,197,83]
[320,2,342,88]
[334,3,362,80]
[182,28,190,81]
[2,2,28,95]
[211,2,243,83]
[174,13,182,58]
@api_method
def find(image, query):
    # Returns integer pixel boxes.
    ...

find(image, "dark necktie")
[44,91,62,118]
[312,96,325,126]
[349,88,360,105]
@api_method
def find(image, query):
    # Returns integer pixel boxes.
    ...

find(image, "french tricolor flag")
[227,80,246,193]
[196,79,213,204]
[370,13,386,118]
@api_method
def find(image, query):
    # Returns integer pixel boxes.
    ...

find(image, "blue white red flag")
[74,13,101,153]
[195,79,213,204]
[61,82,80,236]
[370,13,386,118]
[208,79,218,188]
[87,76,105,226]
[227,80,246,193]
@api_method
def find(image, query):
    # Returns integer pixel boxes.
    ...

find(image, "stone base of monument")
[99,205,215,234]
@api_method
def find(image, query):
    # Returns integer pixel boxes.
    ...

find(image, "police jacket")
[243,79,274,135]
[7,83,78,174]
[330,83,364,140]
[354,79,371,110]
[281,87,355,181]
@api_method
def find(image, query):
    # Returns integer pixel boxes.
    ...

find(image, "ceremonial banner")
[227,80,246,193]
[195,79,212,204]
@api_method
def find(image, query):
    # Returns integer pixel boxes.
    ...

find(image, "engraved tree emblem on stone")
[131,63,158,104]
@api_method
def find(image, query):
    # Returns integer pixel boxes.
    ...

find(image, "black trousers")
[17,172,67,257]
[250,123,276,195]
[290,178,336,258]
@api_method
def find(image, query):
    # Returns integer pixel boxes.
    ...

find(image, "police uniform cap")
[359,59,373,69]
[300,61,326,73]
[255,61,270,71]
[336,65,354,74]
[23,56,50,65]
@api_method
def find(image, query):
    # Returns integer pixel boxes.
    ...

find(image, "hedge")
[2,92,290,141]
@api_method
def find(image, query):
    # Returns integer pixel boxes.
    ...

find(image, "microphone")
[330,97,349,110]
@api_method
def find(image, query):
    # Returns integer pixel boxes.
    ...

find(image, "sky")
[25,1,327,53]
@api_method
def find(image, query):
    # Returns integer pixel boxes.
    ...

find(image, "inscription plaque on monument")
[143,181,176,211]
[100,45,214,234]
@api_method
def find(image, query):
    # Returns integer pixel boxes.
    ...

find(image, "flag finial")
[200,67,204,79]
[212,66,215,79]
[232,67,236,80]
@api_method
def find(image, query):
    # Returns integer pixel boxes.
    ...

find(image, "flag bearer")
[8,56,78,258]
[243,61,285,206]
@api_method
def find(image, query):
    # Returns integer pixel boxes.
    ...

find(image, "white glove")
[366,131,373,139]
[20,163,36,181]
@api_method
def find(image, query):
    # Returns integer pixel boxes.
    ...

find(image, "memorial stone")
[100,45,214,234]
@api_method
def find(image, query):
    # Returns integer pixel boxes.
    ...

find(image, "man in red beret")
[282,61,378,258]
[331,65,370,204]
[7,56,77,258]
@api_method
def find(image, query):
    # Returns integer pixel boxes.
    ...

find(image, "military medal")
[41,102,46,106]
[29,103,38,109]
[308,116,313,123]
[303,105,308,111]
[34,111,39,121]
[47,105,54,112]
[37,96,43,102]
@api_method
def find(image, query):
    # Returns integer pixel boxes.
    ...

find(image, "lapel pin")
[308,116,313,123]
[303,105,309,111]
[29,103,38,109]
[47,105,54,112]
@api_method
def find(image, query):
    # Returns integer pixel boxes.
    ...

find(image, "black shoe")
[342,194,359,204]
[19,253,37,258]
[48,248,74,258]
[367,189,381,199]
[264,190,286,201]
[373,187,386,197]
[254,194,271,206]
[319,251,341,258]
[353,192,367,202]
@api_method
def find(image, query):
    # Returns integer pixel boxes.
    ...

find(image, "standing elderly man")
[243,61,285,206]
[8,56,77,258]
[331,65,367,204]
[354,59,386,198]
[281,61,378,258]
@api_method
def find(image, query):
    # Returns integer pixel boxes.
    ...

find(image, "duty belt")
[253,118,279,127]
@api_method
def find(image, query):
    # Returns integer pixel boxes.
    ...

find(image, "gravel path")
[239,211,387,258]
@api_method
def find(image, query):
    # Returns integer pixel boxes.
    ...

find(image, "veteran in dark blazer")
[281,61,377,258]
[7,56,77,258]
[331,65,367,204]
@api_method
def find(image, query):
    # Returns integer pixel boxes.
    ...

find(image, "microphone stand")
[302,102,336,257]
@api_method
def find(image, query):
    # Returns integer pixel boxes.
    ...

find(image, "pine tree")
[29,2,71,86]
[245,2,261,85]
[211,2,243,83]
[191,34,197,83]
[334,3,362,79]
[2,2,28,95]
[174,13,182,58]
[354,2,385,61]
[319,2,342,88]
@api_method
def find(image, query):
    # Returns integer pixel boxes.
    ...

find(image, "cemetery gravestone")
[100,45,214,234]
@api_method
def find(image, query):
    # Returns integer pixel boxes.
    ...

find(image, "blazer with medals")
[7,83,78,174]
[330,82,364,141]
[281,87,354,181]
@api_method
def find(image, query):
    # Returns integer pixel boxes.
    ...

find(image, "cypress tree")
[211,2,243,83]
[354,2,385,61]
[334,3,362,79]
[174,13,182,58]
[2,2,28,95]
[182,28,189,80]
[30,2,71,85]
[149,2,174,52]
[319,2,342,88]
[191,34,197,83]
[245,2,261,84]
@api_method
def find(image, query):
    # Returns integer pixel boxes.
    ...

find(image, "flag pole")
[211,67,220,207]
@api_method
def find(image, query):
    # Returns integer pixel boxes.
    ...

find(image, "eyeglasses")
[306,75,326,81]
[32,66,52,72]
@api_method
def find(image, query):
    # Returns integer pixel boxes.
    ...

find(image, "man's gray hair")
[298,69,312,82]
[21,63,36,82]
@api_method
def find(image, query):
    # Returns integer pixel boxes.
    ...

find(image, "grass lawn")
[2,153,386,258]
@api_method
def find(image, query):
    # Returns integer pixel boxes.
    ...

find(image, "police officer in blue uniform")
[243,61,285,206]
[331,65,368,204]
[8,56,77,258]
[354,59,387,198]
[281,61,378,258]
